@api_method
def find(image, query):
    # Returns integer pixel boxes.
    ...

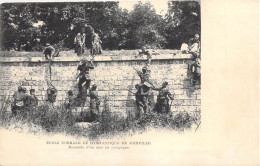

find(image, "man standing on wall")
[77,58,95,93]
[74,28,86,56]
[90,30,102,57]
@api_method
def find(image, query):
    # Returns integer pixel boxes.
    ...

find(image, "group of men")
[74,27,102,56]
[11,31,200,122]
[63,58,100,121]
[11,86,38,116]
[43,27,102,60]
[134,63,174,119]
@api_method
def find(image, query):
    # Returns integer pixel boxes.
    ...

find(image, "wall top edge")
[0,53,193,63]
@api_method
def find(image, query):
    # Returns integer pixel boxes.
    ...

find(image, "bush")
[0,96,200,139]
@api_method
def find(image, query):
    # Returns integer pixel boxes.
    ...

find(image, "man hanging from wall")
[138,46,152,66]
[190,56,201,85]
[90,30,102,57]
[153,81,174,114]
[77,58,95,94]
[74,27,86,56]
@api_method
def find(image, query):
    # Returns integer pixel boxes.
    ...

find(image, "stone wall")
[0,53,201,114]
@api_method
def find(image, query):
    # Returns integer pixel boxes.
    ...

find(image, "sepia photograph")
[0,0,201,139]
[0,0,258,165]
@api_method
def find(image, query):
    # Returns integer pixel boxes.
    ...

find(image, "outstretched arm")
[89,61,95,69]
[168,92,174,100]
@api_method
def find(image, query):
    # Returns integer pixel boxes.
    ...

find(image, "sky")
[118,0,169,16]
[32,0,169,27]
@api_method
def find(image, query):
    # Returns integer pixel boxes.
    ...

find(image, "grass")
[0,96,200,139]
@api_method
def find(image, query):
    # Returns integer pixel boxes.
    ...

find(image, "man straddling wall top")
[43,43,57,60]
[74,28,86,56]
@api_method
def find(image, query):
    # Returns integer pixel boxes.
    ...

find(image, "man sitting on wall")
[181,34,200,55]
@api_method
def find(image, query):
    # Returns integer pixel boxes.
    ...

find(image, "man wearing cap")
[153,81,174,114]
[74,28,86,56]
[43,43,55,60]
[87,84,100,121]
[77,58,95,93]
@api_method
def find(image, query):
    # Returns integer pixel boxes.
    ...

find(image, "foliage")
[0,1,200,51]
[164,1,201,49]
[127,2,166,49]
[0,94,200,139]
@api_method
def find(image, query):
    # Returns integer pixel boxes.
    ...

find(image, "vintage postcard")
[0,0,258,165]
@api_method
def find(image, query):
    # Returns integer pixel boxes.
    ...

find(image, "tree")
[0,3,38,50]
[164,1,201,49]
[127,2,166,49]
